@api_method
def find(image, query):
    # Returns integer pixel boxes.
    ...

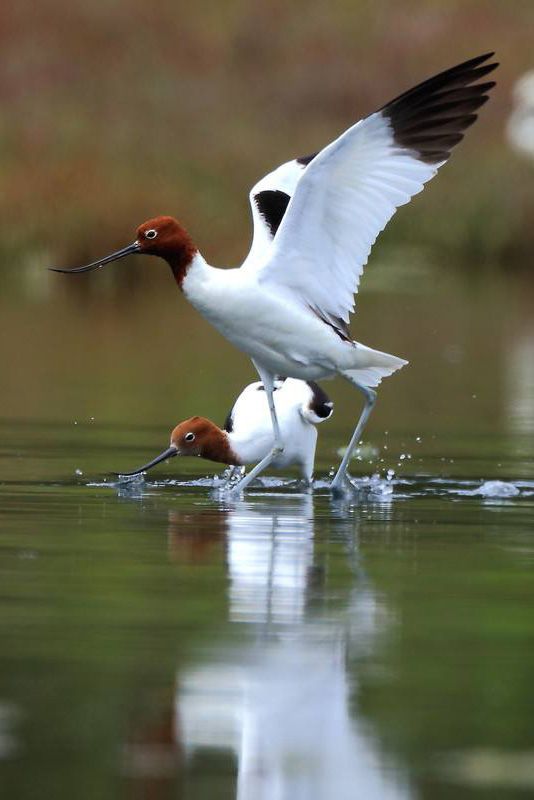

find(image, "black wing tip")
[425,51,498,80]
[382,53,498,165]
[474,81,497,95]
[463,51,495,65]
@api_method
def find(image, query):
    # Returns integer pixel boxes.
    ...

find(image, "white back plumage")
[225,378,333,478]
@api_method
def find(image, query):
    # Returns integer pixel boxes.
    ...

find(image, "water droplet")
[19,550,38,560]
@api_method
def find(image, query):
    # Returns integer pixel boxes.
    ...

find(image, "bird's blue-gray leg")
[229,362,284,494]
[253,361,284,447]
[330,376,377,496]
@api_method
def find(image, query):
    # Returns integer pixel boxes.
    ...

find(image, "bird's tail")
[344,345,408,389]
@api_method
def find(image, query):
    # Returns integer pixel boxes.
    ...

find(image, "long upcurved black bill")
[116,446,178,477]
[49,241,141,274]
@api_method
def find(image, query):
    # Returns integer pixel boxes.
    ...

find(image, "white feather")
[246,112,442,326]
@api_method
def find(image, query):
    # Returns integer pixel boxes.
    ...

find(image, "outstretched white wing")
[249,53,497,334]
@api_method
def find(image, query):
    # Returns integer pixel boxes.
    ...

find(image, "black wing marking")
[381,52,498,164]
[309,304,351,342]
[306,381,334,419]
[252,155,317,241]
[223,404,235,433]
[254,190,291,237]
[296,152,318,166]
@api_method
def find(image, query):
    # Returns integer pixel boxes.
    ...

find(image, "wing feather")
[249,53,497,325]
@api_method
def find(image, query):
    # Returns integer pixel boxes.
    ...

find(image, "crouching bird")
[117,378,333,485]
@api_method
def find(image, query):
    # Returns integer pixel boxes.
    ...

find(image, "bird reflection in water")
[122,494,410,799]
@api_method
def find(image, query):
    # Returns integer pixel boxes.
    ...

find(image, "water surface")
[1,270,534,798]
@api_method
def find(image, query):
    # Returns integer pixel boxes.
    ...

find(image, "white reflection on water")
[506,331,534,435]
[226,497,314,625]
[175,495,412,800]
[0,702,20,760]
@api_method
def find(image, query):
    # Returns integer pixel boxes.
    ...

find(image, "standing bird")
[118,378,333,484]
[51,54,498,494]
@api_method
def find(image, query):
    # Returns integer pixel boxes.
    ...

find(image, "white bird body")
[119,378,333,482]
[225,379,333,479]
[183,254,403,385]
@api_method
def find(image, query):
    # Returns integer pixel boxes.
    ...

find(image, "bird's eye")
[184,432,195,442]
[145,229,158,240]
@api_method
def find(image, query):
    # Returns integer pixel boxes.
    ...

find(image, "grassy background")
[1,0,533,288]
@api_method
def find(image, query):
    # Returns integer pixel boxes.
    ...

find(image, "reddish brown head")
[171,417,237,464]
[50,215,197,288]
[117,416,239,477]
[136,216,197,286]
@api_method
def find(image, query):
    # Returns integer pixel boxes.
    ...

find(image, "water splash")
[87,472,533,503]
[464,480,521,498]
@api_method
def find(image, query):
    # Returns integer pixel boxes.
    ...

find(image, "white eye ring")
[145,229,158,240]
[184,432,195,442]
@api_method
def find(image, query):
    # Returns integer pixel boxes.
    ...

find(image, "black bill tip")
[114,445,178,478]
[49,241,141,274]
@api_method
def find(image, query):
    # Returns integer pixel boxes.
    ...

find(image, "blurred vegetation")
[1,0,534,294]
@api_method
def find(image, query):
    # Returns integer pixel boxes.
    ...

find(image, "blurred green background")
[1,0,533,271]
[1,0,534,441]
